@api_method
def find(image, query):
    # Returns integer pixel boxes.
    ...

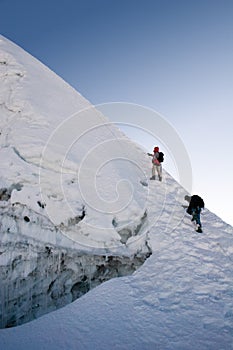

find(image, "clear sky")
[1,0,233,226]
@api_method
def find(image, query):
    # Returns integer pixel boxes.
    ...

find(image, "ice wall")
[0,226,151,328]
[0,198,151,328]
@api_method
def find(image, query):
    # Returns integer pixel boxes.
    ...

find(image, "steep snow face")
[0,35,149,251]
[0,36,154,327]
[1,176,233,349]
[2,36,233,348]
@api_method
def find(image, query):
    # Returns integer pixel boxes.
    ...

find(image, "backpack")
[158,152,164,163]
[189,195,205,209]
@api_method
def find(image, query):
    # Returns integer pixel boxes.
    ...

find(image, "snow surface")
[1,187,233,349]
[1,35,233,349]
[0,34,150,255]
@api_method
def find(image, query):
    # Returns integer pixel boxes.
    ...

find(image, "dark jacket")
[187,195,204,214]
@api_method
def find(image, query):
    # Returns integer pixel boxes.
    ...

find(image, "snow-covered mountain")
[0,35,150,252]
[0,35,155,327]
[0,36,233,349]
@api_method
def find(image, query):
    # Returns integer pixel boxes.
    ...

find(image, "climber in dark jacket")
[185,195,204,233]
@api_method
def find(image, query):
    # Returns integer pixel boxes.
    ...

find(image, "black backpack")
[158,152,164,163]
[190,195,205,209]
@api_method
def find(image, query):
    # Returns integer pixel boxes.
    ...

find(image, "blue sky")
[1,0,233,226]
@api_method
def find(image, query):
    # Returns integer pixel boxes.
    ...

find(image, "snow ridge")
[0,35,152,327]
[1,35,233,350]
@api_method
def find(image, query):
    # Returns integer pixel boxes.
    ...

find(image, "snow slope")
[1,175,233,349]
[0,35,153,327]
[1,35,233,349]
[0,34,150,254]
